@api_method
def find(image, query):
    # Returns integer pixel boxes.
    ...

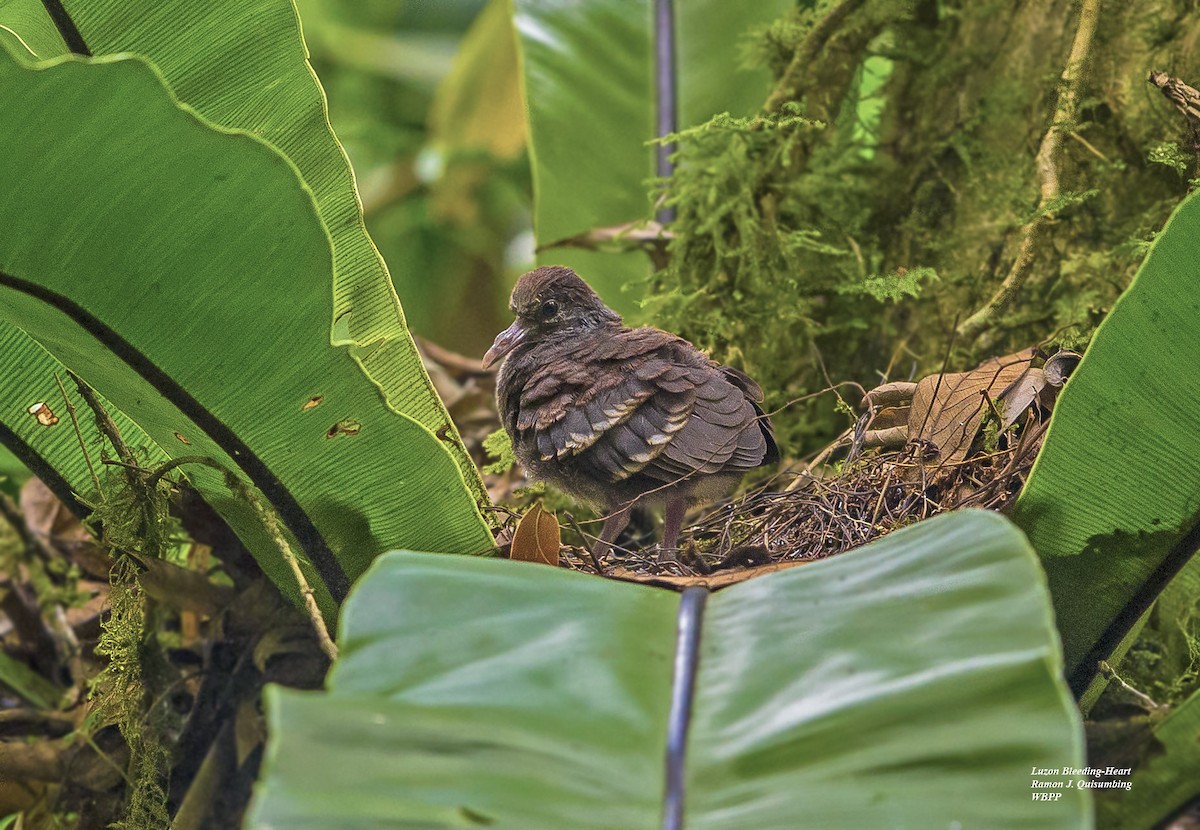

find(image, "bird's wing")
[517,331,773,485]
[650,368,771,478]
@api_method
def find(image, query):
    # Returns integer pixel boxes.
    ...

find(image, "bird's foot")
[655,544,680,566]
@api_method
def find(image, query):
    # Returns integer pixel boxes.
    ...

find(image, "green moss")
[482,427,516,474]
[1147,140,1192,176]
[648,0,1192,454]
[82,454,176,830]
[92,558,170,830]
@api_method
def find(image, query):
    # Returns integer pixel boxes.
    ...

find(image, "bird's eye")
[540,300,558,319]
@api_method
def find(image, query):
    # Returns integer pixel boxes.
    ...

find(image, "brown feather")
[492,266,779,527]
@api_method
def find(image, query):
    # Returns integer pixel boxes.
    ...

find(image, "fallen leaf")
[1038,350,1082,411]
[999,349,1082,424]
[909,349,1037,464]
[859,349,1082,459]
[861,381,917,410]
[998,367,1045,426]
[19,478,109,578]
[860,405,911,450]
[510,503,560,566]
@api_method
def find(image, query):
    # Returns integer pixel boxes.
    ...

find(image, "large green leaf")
[1095,687,1200,829]
[1014,190,1200,682]
[81,0,486,498]
[510,0,794,316]
[0,0,63,58]
[0,49,492,609]
[0,324,168,514]
[0,0,487,502]
[249,510,1088,829]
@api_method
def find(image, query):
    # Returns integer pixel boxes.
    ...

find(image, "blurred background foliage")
[296,0,532,357]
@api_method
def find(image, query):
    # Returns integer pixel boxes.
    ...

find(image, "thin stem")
[145,456,338,662]
[55,372,100,495]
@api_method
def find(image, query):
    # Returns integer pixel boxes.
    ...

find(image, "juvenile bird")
[483,265,778,559]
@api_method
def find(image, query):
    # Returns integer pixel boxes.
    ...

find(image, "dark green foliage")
[1096,557,1200,714]
[651,0,1198,453]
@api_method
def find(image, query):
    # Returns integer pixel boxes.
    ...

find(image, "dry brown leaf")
[510,503,560,566]
[999,349,1082,424]
[861,425,909,450]
[860,405,911,450]
[861,381,917,410]
[858,349,1082,458]
[19,478,109,578]
[1038,350,1082,411]
[909,349,1037,464]
[998,367,1045,426]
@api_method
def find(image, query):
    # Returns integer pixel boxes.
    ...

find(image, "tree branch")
[761,0,866,117]
[957,0,1101,341]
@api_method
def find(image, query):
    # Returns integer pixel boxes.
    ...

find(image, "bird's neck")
[500,319,623,380]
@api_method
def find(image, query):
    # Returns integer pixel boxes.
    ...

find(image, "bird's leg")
[594,503,632,559]
[657,498,687,564]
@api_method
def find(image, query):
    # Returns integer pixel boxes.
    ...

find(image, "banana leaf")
[1015,190,1200,690]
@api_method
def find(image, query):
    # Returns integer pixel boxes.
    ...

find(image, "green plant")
[0,3,494,610]
[250,511,1087,829]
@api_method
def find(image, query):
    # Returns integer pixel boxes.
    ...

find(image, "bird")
[483,265,779,560]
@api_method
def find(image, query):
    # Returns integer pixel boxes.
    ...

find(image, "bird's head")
[483,266,620,369]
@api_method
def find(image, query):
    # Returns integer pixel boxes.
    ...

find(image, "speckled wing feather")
[512,328,773,485]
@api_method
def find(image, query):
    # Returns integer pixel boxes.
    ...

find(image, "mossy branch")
[958,0,1101,341]
[145,456,338,662]
[761,0,866,117]
[68,370,137,482]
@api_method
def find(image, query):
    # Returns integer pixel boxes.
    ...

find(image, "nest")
[555,415,1047,588]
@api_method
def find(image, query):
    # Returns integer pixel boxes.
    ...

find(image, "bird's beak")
[482,319,526,369]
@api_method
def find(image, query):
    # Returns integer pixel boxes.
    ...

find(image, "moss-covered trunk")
[655,0,1199,452]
